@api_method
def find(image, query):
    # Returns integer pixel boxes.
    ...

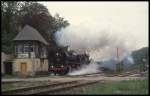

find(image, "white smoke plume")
[68,62,100,75]
[68,54,135,75]
[101,54,134,71]
[123,54,135,69]
[54,21,136,75]
[55,21,135,60]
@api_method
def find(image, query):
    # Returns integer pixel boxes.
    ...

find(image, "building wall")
[13,58,48,77]
[43,59,48,71]
[1,60,4,75]
[1,52,14,75]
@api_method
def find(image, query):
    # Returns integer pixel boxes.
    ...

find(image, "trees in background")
[131,47,148,71]
[132,47,148,64]
[2,1,22,53]
[1,1,70,54]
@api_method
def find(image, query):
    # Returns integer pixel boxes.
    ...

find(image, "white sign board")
[18,53,29,58]
[30,52,35,58]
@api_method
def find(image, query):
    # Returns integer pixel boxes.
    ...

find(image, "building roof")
[13,25,48,45]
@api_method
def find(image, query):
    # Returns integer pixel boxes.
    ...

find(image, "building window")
[30,47,34,52]
[41,47,47,57]
[16,44,35,54]
[15,46,17,55]
[24,45,34,53]
[24,46,29,53]
[17,44,24,53]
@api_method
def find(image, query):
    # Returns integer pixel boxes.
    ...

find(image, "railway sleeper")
[2,80,78,95]
[34,80,100,95]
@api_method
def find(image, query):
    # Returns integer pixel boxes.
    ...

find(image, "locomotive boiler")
[48,48,90,75]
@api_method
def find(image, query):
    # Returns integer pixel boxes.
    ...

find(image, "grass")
[1,81,52,91]
[2,79,148,94]
[1,83,15,91]
[80,79,148,95]
[2,75,16,79]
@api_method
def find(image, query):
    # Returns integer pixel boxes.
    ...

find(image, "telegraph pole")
[116,47,123,72]
[116,47,121,72]
[116,47,119,72]
[117,47,119,62]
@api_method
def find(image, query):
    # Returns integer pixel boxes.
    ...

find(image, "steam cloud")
[101,54,134,70]
[68,62,100,75]
[55,22,135,60]
[54,21,135,75]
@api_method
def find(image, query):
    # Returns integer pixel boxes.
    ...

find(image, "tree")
[1,1,70,54]
[53,13,69,32]
[19,2,70,47]
[132,47,148,64]
[19,2,53,41]
[1,1,22,53]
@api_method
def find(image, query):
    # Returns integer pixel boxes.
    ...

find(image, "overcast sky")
[39,2,148,50]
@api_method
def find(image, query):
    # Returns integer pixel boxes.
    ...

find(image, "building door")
[4,62,12,75]
[20,63,27,76]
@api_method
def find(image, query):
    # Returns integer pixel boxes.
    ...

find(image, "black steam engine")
[48,48,90,75]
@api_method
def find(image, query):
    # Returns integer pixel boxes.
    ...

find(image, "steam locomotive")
[48,48,90,75]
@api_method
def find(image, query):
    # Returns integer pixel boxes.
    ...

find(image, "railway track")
[2,80,100,95]
[66,72,104,77]
[109,70,141,77]
[2,80,77,95]
[37,80,100,95]
[2,70,145,95]
[2,81,23,84]
[65,70,141,77]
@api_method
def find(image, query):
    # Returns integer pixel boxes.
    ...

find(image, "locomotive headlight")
[56,53,59,56]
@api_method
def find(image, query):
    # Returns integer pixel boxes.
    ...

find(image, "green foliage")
[1,1,21,54]
[53,13,70,32]
[130,47,149,71]
[116,62,124,72]
[83,79,148,94]
[1,1,70,54]
[19,2,54,41]
[19,2,70,47]
[131,47,148,64]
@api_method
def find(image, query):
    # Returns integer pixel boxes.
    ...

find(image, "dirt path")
[2,75,147,83]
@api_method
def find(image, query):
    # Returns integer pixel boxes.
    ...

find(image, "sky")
[39,1,148,52]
